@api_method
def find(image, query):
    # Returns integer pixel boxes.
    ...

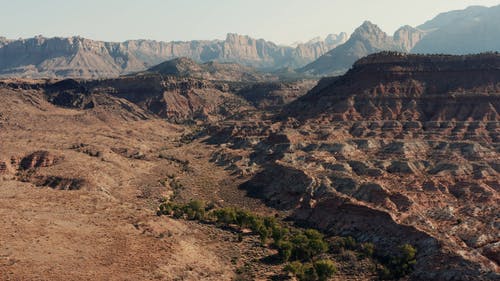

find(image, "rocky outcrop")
[0,33,346,79]
[32,175,85,190]
[19,151,61,170]
[0,160,9,175]
[240,163,313,209]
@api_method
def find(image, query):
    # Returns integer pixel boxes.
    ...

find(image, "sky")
[1,0,500,45]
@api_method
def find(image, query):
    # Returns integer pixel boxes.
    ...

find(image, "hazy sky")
[1,0,500,45]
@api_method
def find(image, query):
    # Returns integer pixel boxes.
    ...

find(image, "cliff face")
[393,25,425,51]
[0,33,346,79]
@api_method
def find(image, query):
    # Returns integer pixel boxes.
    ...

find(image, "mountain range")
[1,5,499,79]
[412,5,500,54]
[300,4,500,76]
[0,33,346,79]
[298,22,425,75]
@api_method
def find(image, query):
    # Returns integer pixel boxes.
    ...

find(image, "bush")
[377,243,417,279]
[290,233,313,261]
[213,207,237,224]
[308,238,329,257]
[276,240,293,262]
[314,259,337,281]
[271,225,289,242]
[284,261,304,277]
[343,236,357,250]
[360,242,375,257]
[302,263,319,281]
[285,260,337,281]
[304,229,324,240]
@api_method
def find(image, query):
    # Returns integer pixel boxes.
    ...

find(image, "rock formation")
[208,53,500,280]
[299,21,421,76]
[300,4,500,77]
[393,25,425,51]
[0,33,346,79]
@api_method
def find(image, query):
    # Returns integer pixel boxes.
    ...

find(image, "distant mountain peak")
[299,21,404,76]
[351,21,387,40]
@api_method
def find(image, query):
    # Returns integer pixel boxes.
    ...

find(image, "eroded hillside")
[207,53,500,280]
[0,53,499,280]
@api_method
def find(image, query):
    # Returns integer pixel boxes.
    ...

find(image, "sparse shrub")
[258,225,270,245]
[314,259,337,281]
[377,243,417,279]
[302,263,319,281]
[343,236,357,250]
[360,242,375,257]
[285,260,336,281]
[271,225,289,243]
[339,249,358,263]
[277,240,293,262]
[284,261,305,277]
[304,229,324,241]
[213,207,237,224]
[307,237,329,257]
[290,232,312,261]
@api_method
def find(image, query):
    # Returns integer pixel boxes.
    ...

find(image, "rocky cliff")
[0,33,346,79]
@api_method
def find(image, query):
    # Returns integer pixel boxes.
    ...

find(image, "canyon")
[0,52,498,280]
